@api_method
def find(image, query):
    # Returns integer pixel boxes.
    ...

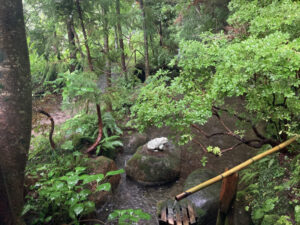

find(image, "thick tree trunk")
[75,0,94,71]
[67,17,77,72]
[139,0,150,80]
[0,0,32,224]
[116,0,127,80]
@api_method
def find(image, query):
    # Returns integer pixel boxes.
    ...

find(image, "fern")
[100,135,123,151]
[102,112,122,138]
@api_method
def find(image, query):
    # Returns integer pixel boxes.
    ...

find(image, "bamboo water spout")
[175,136,299,201]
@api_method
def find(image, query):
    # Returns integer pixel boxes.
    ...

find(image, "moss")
[102,148,118,160]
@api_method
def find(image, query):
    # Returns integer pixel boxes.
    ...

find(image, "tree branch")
[38,110,56,150]
[85,104,103,155]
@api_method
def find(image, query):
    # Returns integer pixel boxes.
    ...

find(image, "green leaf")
[253,208,264,220]
[82,174,104,184]
[72,204,84,216]
[96,183,111,192]
[106,169,125,177]
[295,205,300,223]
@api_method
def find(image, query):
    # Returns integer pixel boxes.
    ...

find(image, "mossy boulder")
[125,140,180,186]
[85,156,121,207]
[122,132,148,154]
[183,168,221,225]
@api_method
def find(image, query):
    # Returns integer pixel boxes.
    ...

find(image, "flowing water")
[96,152,183,225]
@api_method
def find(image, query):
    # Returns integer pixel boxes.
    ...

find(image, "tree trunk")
[102,4,112,111]
[139,0,150,80]
[53,30,61,60]
[75,0,94,71]
[0,0,32,224]
[71,22,85,60]
[67,17,77,72]
[116,0,127,80]
[159,21,163,47]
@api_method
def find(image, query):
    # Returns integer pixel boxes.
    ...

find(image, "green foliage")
[130,0,300,144]
[61,70,101,108]
[200,156,208,167]
[207,146,222,156]
[108,209,151,225]
[24,165,124,225]
[239,149,300,225]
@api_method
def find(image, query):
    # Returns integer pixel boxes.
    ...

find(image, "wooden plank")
[219,168,239,214]
[181,206,189,225]
[187,203,196,224]
[160,206,167,222]
[175,203,183,225]
[167,201,175,225]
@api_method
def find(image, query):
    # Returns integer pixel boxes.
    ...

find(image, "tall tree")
[75,0,94,71]
[66,16,77,72]
[0,0,32,224]
[139,0,150,80]
[116,0,127,80]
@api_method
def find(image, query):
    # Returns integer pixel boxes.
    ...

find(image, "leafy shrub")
[108,209,151,225]
[23,166,123,225]
[239,146,300,225]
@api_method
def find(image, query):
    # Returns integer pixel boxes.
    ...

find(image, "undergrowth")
[238,145,300,225]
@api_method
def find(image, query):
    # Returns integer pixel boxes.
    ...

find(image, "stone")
[122,132,148,154]
[125,140,181,186]
[85,156,121,207]
[183,168,221,225]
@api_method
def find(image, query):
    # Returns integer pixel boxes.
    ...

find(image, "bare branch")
[38,110,56,150]
[85,104,103,155]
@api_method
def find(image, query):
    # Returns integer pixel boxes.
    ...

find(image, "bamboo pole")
[175,136,299,201]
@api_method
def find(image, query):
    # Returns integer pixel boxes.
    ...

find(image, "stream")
[96,150,183,225]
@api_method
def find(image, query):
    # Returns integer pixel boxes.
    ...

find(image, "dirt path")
[32,94,74,136]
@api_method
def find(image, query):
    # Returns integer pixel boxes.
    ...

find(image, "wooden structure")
[159,201,197,225]
[216,169,239,225]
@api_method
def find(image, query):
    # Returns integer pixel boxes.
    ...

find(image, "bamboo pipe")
[175,136,299,201]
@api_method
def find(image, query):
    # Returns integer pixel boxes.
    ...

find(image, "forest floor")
[31,95,258,224]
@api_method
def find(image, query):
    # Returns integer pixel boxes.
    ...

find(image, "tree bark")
[71,22,85,60]
[75,0,94,71]
[116,0,127,80]
[0,0,32,224]
[159,21,163,47]
[67,17,77,72]
[139,0,150,80]
[102,4,112,111]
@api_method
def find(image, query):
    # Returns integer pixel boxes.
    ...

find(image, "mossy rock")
[102,148,120,160]
[125,141,180,186]
[85,156,121,208]
[122,132,148,154]
[183,168,221,225]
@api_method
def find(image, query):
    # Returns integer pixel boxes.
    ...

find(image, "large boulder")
[122,132,148,154]
[125,137,181,186]
[85,156,121,207]
[183,168,221,225]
